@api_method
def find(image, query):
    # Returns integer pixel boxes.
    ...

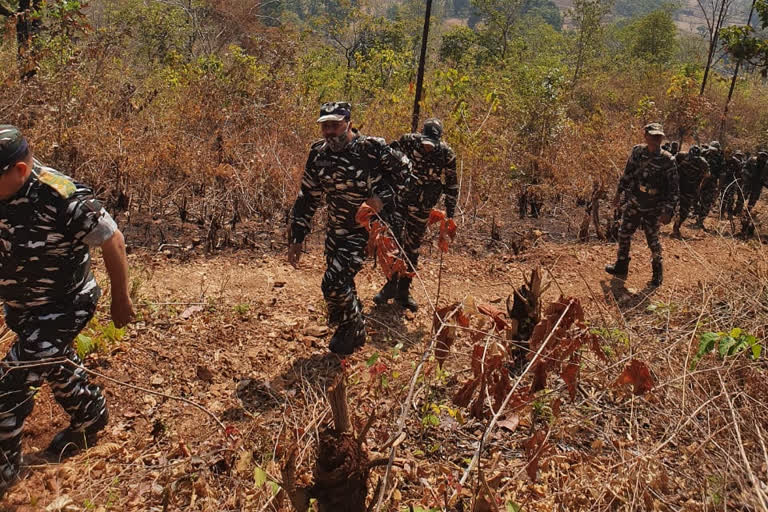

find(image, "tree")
[522,0,562,30]
[719,0,767,138]
[0,0,44,79]
[470,0,524,60]
[569,0,614,86]
[631,9,679,65]
[698,0,738,94]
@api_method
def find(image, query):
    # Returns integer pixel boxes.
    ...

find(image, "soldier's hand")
[659,213,672,225]
[288,243,302,268]
[111,294,135,328]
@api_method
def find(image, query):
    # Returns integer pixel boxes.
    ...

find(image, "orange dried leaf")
[428,209,446,226]
[356,203,376,229]
[614,359,654,395]
[477,304,509,332]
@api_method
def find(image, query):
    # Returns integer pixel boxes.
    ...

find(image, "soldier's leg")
[733,181,745,216]
[606,205,639,276]
[373,206,407,305]
[322,232,367,354]
[673,195,692,235]
[642,213,663,285]
[396,203,432,312]
[0,340,38,496]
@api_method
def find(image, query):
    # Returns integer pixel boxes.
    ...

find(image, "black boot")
[650,261,663,287]
[395,276,418,312]
[605,258,630,278]
[46,409,109,461]
[329,323,365,355]
[373,275,398,305]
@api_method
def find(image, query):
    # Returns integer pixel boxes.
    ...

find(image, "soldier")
[373,119,458,311]
[695,141,724,228]
[287,102,410,355]
[605,123,678,287]
[670,141,680,156]
[672,145,710,238]
[738,151,768,213]
[721,150,745,218]
[0,126,134,497]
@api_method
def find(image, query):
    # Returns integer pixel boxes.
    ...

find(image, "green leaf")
[269,480,280,495]
[751,341,762,360]
[691,332,719,369]
[729,328,742,338]
[506,502,522,512]
[718,336,738,357]
[254,467,267,487]
[366,352,380,367]
[76,334,96,359]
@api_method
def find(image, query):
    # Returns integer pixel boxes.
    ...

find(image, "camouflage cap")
[644,123,664,136]
[0,125,28,174]
[710,141,721,150]
[317,102,351,123]
[422,118,443,146]
[758,151,768,159]
[689,146,701,157]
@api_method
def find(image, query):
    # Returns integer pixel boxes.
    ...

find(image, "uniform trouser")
[698,180,718,221]
[617,203,662,264]
[321,229,367,338]
[677,192,697,226]
[400,184,442,272]
[737,183,761,213]
[0,285,106,488]
[720,178,741,216]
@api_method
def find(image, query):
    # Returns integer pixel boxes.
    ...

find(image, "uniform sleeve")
[617,147,637,197]
[664,158,679,216]
[289,149,323,245]
[65,186,118,247]
[373,142,411,219]
[443,146,458,218]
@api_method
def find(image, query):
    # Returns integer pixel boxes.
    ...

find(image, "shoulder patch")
[38,169,76,198]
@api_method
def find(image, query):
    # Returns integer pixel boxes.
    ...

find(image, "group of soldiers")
[0,109,766,500]
[664,139,768,236]
[606,122,768,286]
[287,102,458,356]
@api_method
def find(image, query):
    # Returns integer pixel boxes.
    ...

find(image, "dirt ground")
[1,208,766,511]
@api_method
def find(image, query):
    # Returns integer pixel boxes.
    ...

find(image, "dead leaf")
[614,359,654,395]
[498,415,519,432]
[180,305,204,320]
[196,365,214,383]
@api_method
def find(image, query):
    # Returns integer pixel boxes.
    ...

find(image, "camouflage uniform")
[673,147,710,235]
[374,119,457,311]
[0,159,117,494]
[606,123,678,285]
[697,143,725,225]
[289,103,410,354]
[736,152,768,213]
[720,152,745,218]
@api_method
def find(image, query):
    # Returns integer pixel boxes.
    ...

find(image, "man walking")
[0,125,134,497]
[605,123,678,287]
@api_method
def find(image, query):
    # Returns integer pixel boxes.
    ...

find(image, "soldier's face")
[644,133,663,151]
[320,120,349,139]
[0,159,32,200]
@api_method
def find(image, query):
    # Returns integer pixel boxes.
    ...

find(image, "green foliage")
[76,318,126,360]
[522,0,562,30]
[690,328,763,369]
[628,9,678,65]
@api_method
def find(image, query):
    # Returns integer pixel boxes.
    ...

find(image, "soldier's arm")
[616,149,637,202]
[64,185,134,327]
[664,160,680,216]
[374,142,411,217]
[443,147,458,218]
[101,230,134,328]
[288,148,323,245]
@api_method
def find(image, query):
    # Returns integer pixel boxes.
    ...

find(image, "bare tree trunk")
[411,0,433,132]
[700,0,730,95]
[719,0,757,141]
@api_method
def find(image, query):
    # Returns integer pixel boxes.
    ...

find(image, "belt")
[637,185,658,195]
